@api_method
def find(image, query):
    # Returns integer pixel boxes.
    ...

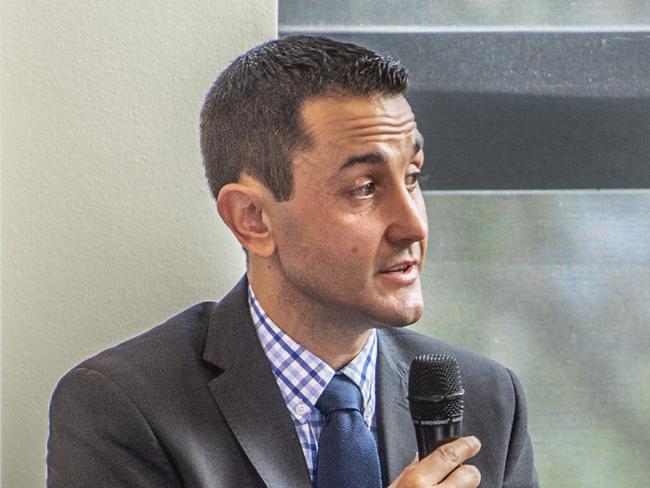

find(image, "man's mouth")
[381,260,417,273]
[378,259,419,285]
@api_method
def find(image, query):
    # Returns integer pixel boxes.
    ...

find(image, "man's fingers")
[438,464,481,488]
[390,437,481,487]
[420,436,481,485]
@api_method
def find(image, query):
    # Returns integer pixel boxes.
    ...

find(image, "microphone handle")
[413,419,462,460]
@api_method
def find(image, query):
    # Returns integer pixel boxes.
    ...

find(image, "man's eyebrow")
[339,152,386,171]
[338,135,425,172]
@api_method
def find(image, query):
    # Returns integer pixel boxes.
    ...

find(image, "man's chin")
[371,300,424,329]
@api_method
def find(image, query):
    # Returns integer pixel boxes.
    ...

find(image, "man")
[48,36,537,487]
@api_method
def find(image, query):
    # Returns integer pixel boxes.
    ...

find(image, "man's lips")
[380,259,418,273]
[378,260,419,285]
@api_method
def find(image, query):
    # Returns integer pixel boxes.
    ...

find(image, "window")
[280,3,650,486]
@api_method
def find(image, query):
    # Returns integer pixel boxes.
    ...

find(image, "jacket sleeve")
[503,368,539,488]
[47,367,183,488]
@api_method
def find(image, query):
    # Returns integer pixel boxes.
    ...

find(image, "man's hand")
[388,436,482,488]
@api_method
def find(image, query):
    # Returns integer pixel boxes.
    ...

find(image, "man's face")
[266,94,428,330]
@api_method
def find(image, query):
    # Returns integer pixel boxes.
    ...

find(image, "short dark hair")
[200,35,408,202]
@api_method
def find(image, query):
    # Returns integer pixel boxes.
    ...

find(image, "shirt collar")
[248,284,377,425]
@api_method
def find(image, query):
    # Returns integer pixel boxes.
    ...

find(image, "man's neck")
[247,268,373,370]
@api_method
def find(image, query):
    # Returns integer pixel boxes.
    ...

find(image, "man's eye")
[350,181,376,198]
[405,171,421,189]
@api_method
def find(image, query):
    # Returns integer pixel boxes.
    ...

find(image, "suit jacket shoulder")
[73,301,218,398]
[48,279,311,488]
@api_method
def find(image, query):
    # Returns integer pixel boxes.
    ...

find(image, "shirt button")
[296,403,309,415]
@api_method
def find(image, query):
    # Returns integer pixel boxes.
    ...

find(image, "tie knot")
[316,374,363,415]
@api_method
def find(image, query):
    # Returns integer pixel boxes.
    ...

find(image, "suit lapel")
[203,277,312,488]
[375,330,418,486]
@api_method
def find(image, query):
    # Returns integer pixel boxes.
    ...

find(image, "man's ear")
[216,183,276,258]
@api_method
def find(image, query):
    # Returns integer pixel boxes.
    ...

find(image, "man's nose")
[384,189,428,245]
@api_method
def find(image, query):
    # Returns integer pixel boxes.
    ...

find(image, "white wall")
[1,2,277,485]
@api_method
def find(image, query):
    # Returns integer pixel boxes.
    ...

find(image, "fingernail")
[470,436,481,449]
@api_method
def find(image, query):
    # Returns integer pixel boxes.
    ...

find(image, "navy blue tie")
[315,374,382,488]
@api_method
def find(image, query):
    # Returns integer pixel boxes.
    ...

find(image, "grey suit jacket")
[47,277,538,487]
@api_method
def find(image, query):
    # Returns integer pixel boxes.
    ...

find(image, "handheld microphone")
[407,354,464,459]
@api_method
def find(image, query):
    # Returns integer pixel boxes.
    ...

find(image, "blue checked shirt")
[248,285,378,483]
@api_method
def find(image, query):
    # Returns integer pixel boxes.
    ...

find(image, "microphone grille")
[408,354,464,421]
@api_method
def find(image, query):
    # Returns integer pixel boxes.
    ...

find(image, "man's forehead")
[300,94,419,145]
[291,95,424,186]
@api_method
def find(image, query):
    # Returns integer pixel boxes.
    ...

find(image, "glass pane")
[280,0,650,29]
[416,189,650,487]
[281,31,650,190]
